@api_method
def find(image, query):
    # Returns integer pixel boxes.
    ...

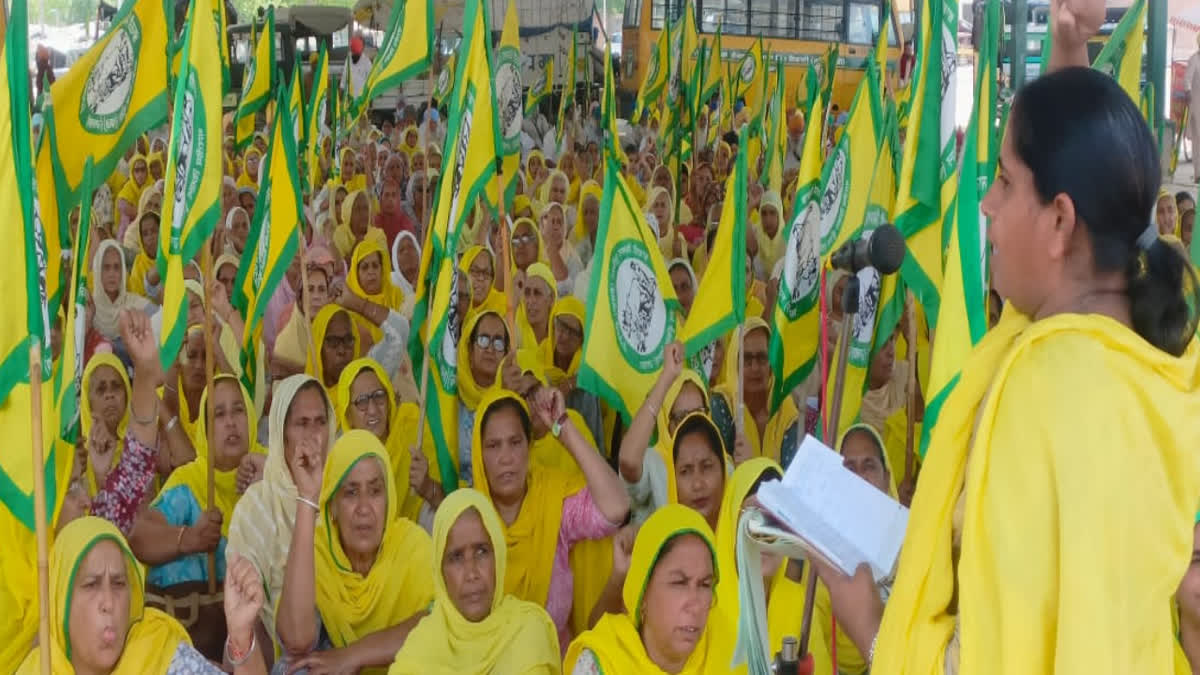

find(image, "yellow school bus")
[619,0,903,113]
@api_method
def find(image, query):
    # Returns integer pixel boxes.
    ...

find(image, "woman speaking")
[815,0,1200,672]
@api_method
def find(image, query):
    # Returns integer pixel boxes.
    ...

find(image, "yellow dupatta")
[573,181,603,244]
[515,262,556,352]
[115,154,149,208]
[314,431,434,664]
[348,239,407,314]
[456,309,513,412]
[334,190,387,261]
[16,517,191,675]
[713,318,792,461]
[563,504,735,674]
[458,245,507,315]
[645,185,685,262]
[334,358,424,521]
[714,459,834,675]
[544,296,586,385]
[873,309,1200,675]
[307,304,363,412]
[157,376,266,537]
[387,489,561,675]
[80,354,131,497]
[653,371,712,504]
[753,190,787,273]
[127,192,159,297]
[509,217,549,278]
[471,390,580,607]
[236,148,261,190]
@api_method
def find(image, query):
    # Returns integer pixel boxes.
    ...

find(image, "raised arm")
[1046,0,1104,73]
[617,342,684,484]
[534,388,630,525]
[275,436,325,655]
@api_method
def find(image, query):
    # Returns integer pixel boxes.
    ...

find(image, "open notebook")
[756,434,909,580]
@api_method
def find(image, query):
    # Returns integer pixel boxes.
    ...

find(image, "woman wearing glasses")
[335,358,424,523]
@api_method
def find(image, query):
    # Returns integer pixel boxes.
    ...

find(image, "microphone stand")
[791,273,860,670]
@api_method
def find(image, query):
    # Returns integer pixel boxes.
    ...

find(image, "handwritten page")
[757,434,908,580]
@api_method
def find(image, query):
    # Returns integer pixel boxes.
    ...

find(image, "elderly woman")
[387,489,561,674]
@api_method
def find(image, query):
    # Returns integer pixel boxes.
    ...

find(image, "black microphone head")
[868,223,906,275]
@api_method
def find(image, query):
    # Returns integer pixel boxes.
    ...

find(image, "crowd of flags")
[0,0,1174,665]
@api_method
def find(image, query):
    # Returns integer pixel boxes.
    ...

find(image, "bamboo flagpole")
[902,294,918,502]
[200,238,218,594]
[30,341,51,675]
[414,42,440,467]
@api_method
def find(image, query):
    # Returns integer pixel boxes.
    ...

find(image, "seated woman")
[227,375,335,660]
[471,388,630,651]
[16,516,269,675]
[334,190,387,262]
[858,328,924,484]
[387,489,561,674]
[573,181,602,264]
[307,290,411,414]
[516,262,557,351]
[91,239,153,349]
[127,202,162,302]
[347,240,407,330]
[710,318,800,465]
[714,459,834,675]
[544,297,603,448]
[564,504,734,674]
[130,375,266,659]
[276,430,433,673]
[390,230,421,315]
[272,255,334,379]
[115,154,150,232]
[509,217,548,283]
[335,358,423,522]
[237,147,261,191]
[618,343,722,525]
[458,245,506,315]
[539,202,583,295]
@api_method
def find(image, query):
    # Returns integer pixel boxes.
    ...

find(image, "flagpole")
[902,294,918,502]
[414,49,440,497]
[734,323,745,441]
[29,341,51,675]
[200,237,218,595]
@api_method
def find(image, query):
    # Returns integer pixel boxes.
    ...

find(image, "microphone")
[829,223,906,275]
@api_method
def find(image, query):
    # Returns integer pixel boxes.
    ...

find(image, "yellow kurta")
[874,310,1200,675]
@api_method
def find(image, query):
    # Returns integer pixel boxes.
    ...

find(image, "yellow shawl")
[509,217,548,277]
[127,194,159,298]
[653,371,712,504]
[115,154,149,208]
[225,375,336,641]
[81,354,131,497]
[315,431,433,664]
[157,375,266,537]
[713,318,793,462]
[236,148,261,190]
[387,489,561,675]
[334,358,423,521]
[348,239,407,314]
[544,296,586,385]
[515,262,556,352]
[573,180,603,244]
[456,309,513,412]
[874,310,1200,675]
[308,304,363,411]
[333,190,387,260]
[17,517,191,675]
[471,390,579,607]
[563,504,735,674]
[458,245,508,315]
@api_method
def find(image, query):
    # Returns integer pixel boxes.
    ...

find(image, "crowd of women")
[17,3,1200,671]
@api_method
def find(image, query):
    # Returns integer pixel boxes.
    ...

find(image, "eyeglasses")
[352,389,389,412]
[324,334,355,351]
[554,317,583,341]
[474,333,507,353]
[512,234,537,247]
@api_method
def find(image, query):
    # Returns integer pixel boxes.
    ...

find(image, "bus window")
[703,0,751,36]
[750,0,797,39]
[846,1,881,44]
[650,0,684,29]
[624,0,643,27]
[798,0,843,42]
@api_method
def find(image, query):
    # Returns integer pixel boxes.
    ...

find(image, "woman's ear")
[1047,192,1079,261]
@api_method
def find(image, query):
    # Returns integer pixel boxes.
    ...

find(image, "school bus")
[619,0,904,114]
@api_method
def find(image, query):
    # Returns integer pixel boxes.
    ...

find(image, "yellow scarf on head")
[314,431,434,662]
[653,373,714,504]
[516,262,556,352]
[227,375,336,644]
[564,504,735,674]
[753,190,786,272]
[509,217,548,277]
[457,245,507,315]
[236,148,261,190]
[387,489,561,675]
[456,309,513,412]
[471,390,579,607]
[16,517,191,675]
[544,296,586,385]
[874,309,1200,675]
[573,181,602,244]
[524,150,544,183]
[334,190,387,261]
[308,304,363,410]
[81,354,131,497]
[116,154,149,207]
[713,318,790,460]
[714,458,781,614]
[837,422,898,498]
[347,239,407,341]
[127,192,159,297]
[334,358,423,521]
[157,376,266,537]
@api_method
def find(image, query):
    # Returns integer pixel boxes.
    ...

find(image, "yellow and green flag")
[682,129,747,358]
[578,157,681,423]
[920,0,996,457]
[892,0,959,323]
[736,37,767,126]
[493,0,524,209]
[287,59,305,155]
[234,86,303,397]
[1092,0,1146,105]
[235,8,275,151]
[557,36,578,145]
[408,0,500,492]
[525,56,552,115]
[768,83,827,413]
[761,57,787,194]
[157,0,225,370]
[633,28,669,123]
[356,0,434,119]
[434,54,456,103]
[306,42,330,191]
[699,25,724,112]
[602,46,629,166]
